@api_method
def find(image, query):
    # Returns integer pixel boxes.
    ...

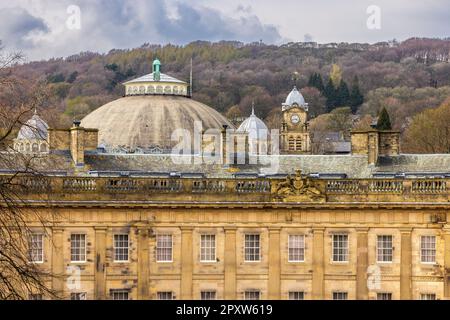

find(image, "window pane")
[377,235,393,263]
[421,236,436,263]
[200,235,216,262]
[332,234,348,262]
[289,291,305,300]
[333,292,348,300]
[71,292,87,300]
[114,234,129,262]
[29,233,44,263]
[71,234,86,262]
[377,293,392,300]
[244,291,260,300]
[245,234,260,262]
[157,292,174,300]
[288,235,305,262]
[111,290,129,300]
[201,291,216,300]
[156,235,173,262]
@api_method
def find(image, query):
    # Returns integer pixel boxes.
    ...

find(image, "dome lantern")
[124,59,189,97]
[152,58,161,81]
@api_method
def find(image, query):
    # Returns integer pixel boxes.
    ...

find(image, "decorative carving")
[274,170,326,202]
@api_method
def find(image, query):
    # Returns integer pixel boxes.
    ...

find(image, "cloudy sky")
[0,0,449,61]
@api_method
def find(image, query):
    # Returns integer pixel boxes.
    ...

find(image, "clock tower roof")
[282,86,308,112]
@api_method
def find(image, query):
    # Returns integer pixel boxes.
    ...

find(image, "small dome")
[17,112,49,140]
[283,87,308,111]
[237,107,268,140]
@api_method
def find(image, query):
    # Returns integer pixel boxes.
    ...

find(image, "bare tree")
[0,43,56,300]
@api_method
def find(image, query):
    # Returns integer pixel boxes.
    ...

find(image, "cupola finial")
[153,58,161,81]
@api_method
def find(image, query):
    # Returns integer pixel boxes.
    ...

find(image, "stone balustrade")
[1,174,449,202]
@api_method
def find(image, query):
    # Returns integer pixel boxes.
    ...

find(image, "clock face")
[291,114,300,124]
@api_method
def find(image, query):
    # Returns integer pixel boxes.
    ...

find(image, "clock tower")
[280,87,311,154]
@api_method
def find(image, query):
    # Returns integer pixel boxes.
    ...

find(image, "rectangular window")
[71,292,87,300]
[157,292,174,300]
[420,293,436,300]
[244,234,260,262]
[200,234,216,262]
[29,294,43,300]
[244,291,260,300]
[421,236,436,263]
[201,291,216,300]
[156,234,173,262]
[289,291,305,300]
[288,235,305,262]
[114,234,129,262]
[332,292,348,300]
[29,233,44,263]
[70,234,86,263]
[111,290,129,300]
[377,235,393,263]
[332,234,349,262]
[377,293,392,300]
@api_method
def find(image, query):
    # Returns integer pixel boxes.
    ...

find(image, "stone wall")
[27,206,450,300]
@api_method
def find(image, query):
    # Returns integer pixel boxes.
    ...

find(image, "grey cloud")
[0,7,49,49]
[60,0,282,50]
[153,1,282,44]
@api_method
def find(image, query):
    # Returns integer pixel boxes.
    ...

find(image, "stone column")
[356,228,369,300]
[312,228,325,300]
[268,228,281,300]
[137,226,150,300]
[180,227,194,300]
[443,228,450,300]
[94,227,107,300]
[224,227,237,300]
[400,228,413,300]
[51,228,64,299]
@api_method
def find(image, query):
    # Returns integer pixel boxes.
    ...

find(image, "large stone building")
[2,60,450,300]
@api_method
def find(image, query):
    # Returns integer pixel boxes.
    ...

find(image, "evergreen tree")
[308,73,324,93]
[349,76,364,114]
[336,80,350,107]
[377,107,392,130]
[324,78,336,112]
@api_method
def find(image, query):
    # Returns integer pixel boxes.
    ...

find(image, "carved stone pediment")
[274,170,326,203]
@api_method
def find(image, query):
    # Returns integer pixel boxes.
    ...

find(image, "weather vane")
[292,71,299,86]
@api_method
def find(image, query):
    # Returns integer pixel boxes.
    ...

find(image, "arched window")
[127,86,132,94]
[32,143,39,153]
[164,86,172,94]
[133,86,138,94]
[288,137,295,151]
[19,143,24,152]
[40,143,48,153]
[147,86,155,94]
[173,86,179,94]
[139,86,145,94]
[26,143,31,152]
[296,137,303,151]
[156,86,163,94]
